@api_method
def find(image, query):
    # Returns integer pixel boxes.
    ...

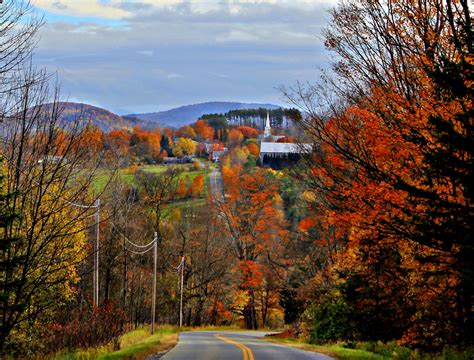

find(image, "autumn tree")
[285,0,473,348]
[176,125,196,140]
[216,166,288,329]
[188,174,205,198]
[0,85,105,354]
[167,205,231,326]
[0,1,111,354]
[106,129,131,156]
[227,129,244,148]
[194,119,215,142]
[245,142,260,159]
[129,128,161,162]
[237,126,259,139]
[172,137,196,158]
[79,125,104,154]
[135,169,180,246]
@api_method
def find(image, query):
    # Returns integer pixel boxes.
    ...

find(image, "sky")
[31,0,336,115]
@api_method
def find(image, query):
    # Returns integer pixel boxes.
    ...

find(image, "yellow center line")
[215,333,255,360]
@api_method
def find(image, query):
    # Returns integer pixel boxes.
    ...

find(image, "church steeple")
[264,111,271,138]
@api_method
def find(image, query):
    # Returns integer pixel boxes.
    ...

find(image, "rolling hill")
[46,102,142,131]
[36,101,283,131]
[128,101,281,128]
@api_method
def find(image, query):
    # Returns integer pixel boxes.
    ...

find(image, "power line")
[112,223,157,249]
[123,246,155,255]
[111,227,157,333]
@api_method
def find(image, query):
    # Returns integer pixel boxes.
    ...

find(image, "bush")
[192,160,203,171]
[43,301,126,354]
[440,347,474,360]
[305,297,358,344]
[358,341,412,359]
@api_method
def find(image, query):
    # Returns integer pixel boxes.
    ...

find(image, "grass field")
[93,163,211,196]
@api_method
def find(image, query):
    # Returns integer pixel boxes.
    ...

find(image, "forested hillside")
[130,101,280,127]
[42,102,143,131]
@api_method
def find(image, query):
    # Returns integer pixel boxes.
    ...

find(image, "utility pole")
[179,256,185,328]
[94,198,100,306]
[151,231,157,334]
[115,226,157,334]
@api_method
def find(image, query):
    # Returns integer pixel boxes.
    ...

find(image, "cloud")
[34,0,130,19]
[32,0,334,113]
[34,0,337,20]
[216,30,260,43]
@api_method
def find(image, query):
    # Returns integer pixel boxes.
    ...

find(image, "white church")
[258,112,312,167]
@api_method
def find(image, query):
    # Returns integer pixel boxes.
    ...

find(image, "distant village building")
[257,115,312,168]
[258,112,286,142]
[263,111,272,138]
[259,142,312,163]
[163,156,195,165]
[37,155,64,164]
[211,149,227,163]
[163,157,179,165]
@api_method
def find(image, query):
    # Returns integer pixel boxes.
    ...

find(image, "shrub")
[358,341,412,360]
[305,297,358,344]
[43,301,126,354]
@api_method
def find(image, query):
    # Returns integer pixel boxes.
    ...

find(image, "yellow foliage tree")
[172,137,196,158]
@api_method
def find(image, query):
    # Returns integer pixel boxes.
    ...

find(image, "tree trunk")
[243,290,258,329]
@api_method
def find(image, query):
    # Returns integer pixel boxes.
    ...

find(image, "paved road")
[162,331,333,360]
[209,167,223,197]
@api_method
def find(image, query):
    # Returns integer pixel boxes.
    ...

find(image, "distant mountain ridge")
[128,101,281,128]
[47,102,140,131]
[43,101,283,131]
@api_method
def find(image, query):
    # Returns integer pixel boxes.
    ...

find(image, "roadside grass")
[52,325,247,360]
[264,338,389,360]
[265,337,474,360]
[53,325,179,360]
[96,327,178,360]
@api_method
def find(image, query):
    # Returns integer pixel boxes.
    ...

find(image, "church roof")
[260,142,312,154]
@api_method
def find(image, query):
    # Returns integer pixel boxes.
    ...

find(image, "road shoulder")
[263,337,386,360]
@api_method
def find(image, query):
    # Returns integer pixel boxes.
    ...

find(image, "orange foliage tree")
[188,174,205,198]
[194,120,215,141]
[216,166,288,329]
[288,0,473,348]
[130,128,161,160]
[106,129,131,155]
[245,142,260,159]
[227,129,244,148]
[78,126,104,153]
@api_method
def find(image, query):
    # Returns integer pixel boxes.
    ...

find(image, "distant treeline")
[201,107,302,129]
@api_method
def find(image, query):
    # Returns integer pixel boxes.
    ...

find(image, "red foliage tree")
[237,126,259,139]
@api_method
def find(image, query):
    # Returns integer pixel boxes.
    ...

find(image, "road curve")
[209,167,223,198]
[162,331,333,360]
